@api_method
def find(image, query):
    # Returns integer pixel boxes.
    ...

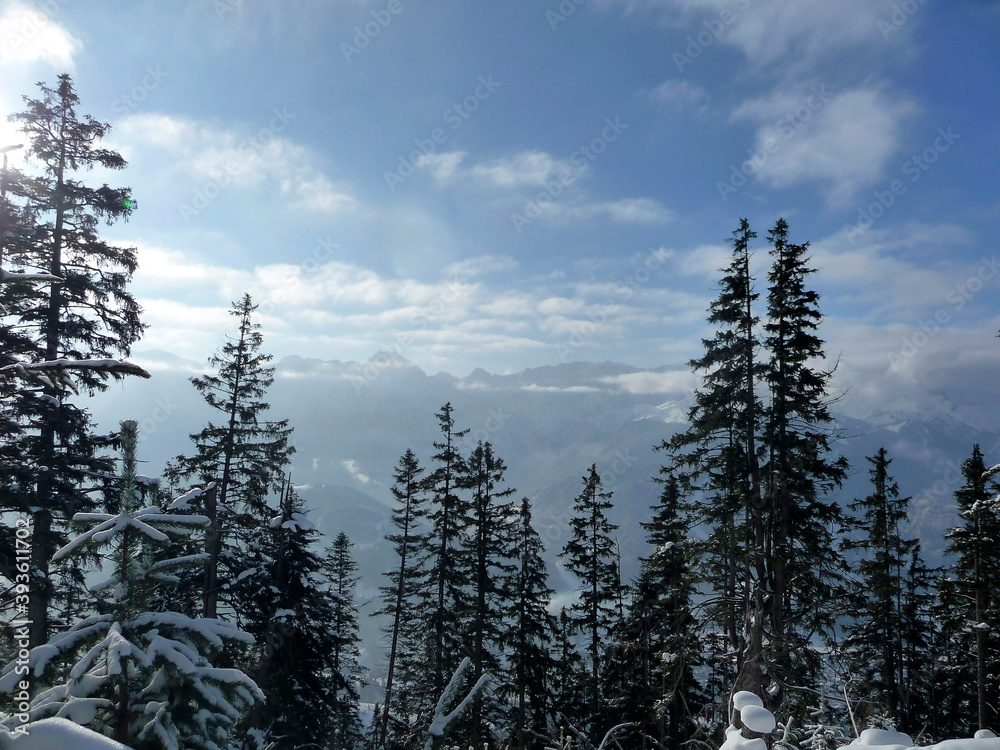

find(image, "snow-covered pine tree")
[236,480,356,749]
[463,440,517,749]
[377,449,431,750]
[504,497,556,750]
[2,74,145,649]
[762,218,849,713]
[559,464,622,734]
[165,293,294,621]
[940,444,1000,731]
[0,419,262,749]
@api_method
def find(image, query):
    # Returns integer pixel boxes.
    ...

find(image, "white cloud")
[599,369,699,394]
[342,459,370,484]
[468,150,586,188]
[445,254,519,279]
[113,113,359,215]
[650,79,709,112]
[0,1,81,69]
[732,86,918,206]
[414,151,466,182]
[567,197,674,225]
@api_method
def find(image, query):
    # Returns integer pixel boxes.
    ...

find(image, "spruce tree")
[762,218,848,712]
[165,293,294,620]
[665,218,766,719]
[2,74,144,649]
[463,440,517,748]
[559,464,621,732]
[0,420,261,748]
[941,444,1000,731]
[326,531,366,750]
[377,449,430,750]
[506,498,556,750]
[423,403,471,701]
[238,481,355,749]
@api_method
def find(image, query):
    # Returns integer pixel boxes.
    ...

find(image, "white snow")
[0,717,131,748]
[740,704,776,734]
[733,691,764,711]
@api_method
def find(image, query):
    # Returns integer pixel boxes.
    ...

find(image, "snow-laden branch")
[0,267,63,284]
[0,357,151,391]
[423,657,491,750]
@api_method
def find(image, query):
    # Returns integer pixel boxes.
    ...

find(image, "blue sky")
[1,0,999,418]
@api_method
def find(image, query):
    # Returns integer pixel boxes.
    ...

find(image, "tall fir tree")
[165,293,294,621]
[762,218,848,713]
[377,449,430,750]
[842,448,933,733]
[505,497,556,750]
[2,74,144,649]
[559,464,621,733]
[326,531,366,750]
[422,403,471,703]
[940,444,1000,731]
[463,440,517,749]
[666,218,766,721]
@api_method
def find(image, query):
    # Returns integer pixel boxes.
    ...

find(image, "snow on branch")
[423,657,491,750]
[0,357,151,390]
[0,267,63,284]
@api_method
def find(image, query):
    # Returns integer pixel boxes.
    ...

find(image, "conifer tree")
[842,448,932,731]
[0,420,261,748]
[940,444,1000,731]
[326,531,366,750]
[378,449,430,750]
[463,440,517,748]
[506,498,556,750]
[559,464,621,732]
[665,218,766,717]
[165,293,294,620]
[2,74,145,649]
[423,403,471,700]
[762,218,849,711]
[238,481,355,749]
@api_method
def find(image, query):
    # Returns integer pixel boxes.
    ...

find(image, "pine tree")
[2,74,145,649]
[940,444,1000,731]
[618,473,703,750]
[377,449,430,750]
[0,420,261,748]
[463,440,517,748]
[551,606,587,732]
[326,531,366,750]
[238,481,355,749]
[505,498,556,750]
[165,293,294,620]
[423,403,471,702]
[559,464,621,732]
[762,218,849,712]
[665,218,766,720]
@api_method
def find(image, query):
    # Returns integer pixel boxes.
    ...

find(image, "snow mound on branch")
[720,725,767,750]
[733,691,764,711]
[854,729,913,747]
[740,704,776,734]
[839,732,1000,750]
[0,717,132,748]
